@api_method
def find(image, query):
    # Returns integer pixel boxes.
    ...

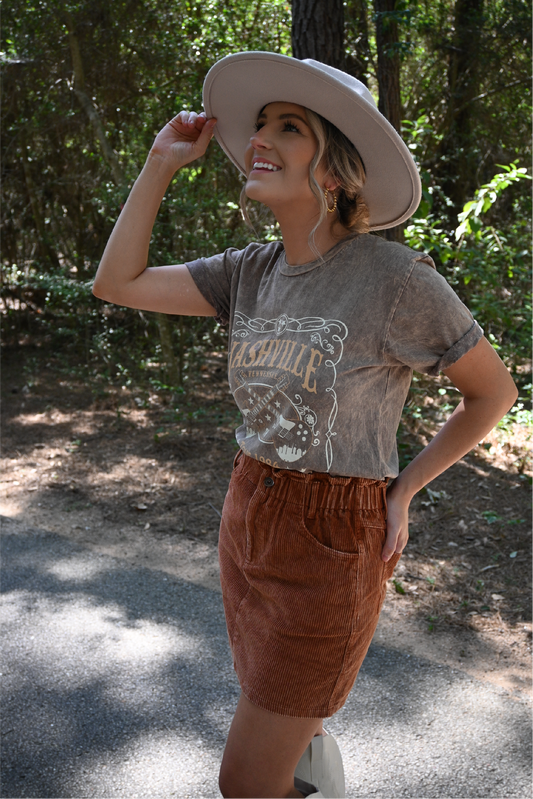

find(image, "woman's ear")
[323,173,340,193]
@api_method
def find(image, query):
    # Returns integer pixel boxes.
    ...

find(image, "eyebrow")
[256,111,309,126]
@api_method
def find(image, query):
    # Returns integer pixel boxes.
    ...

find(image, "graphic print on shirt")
[229,312,348,469]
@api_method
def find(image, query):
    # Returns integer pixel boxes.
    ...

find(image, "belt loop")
[382,483,388,515]
[339,483,348,509]
[278,473,289,504]
[326,484,339,511]
[346,483,356,509]
[306,481,320,519]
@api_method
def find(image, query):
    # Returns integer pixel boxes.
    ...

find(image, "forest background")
[2,0,531,404]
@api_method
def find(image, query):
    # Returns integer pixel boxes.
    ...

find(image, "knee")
[218,762,239,798]
[218,763,259,798]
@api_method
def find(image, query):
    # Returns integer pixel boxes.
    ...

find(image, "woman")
[93,53,517,799]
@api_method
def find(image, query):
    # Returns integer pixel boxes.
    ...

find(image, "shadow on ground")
[1,523,236,798]
[1,521,531,798]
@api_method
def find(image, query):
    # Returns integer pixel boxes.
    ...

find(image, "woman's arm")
[382,336,518,562]
[92,112,218,316]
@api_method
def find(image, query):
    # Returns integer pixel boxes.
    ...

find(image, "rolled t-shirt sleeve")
[385,255,484,376]
[185,248,240,325]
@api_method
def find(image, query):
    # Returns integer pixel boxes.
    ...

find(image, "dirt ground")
[2,348,532,700]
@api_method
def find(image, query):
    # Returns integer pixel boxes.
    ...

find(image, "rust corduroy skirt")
[218,451,400,718]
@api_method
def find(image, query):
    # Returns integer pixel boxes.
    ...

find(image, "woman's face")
[244,102,324,209]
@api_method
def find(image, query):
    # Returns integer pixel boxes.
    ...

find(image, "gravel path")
[1,520,531,799]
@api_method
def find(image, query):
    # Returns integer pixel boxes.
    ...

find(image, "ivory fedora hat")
[203,51,421,230]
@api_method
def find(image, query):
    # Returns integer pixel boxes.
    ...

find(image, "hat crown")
[301,59,378,110]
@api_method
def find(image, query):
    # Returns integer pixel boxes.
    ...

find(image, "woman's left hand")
[382,481,411,562]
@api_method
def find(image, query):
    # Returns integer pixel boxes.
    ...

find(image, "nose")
[249,126,271,151]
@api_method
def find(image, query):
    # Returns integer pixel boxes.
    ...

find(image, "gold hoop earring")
[324,188,337,214]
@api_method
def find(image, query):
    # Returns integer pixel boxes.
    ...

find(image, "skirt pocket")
[241,498,360,639]
[300,506,361,557]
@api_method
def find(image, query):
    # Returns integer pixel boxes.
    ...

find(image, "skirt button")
[264,476,275,487]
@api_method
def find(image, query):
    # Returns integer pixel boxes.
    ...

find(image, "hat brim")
[203,52,421,231]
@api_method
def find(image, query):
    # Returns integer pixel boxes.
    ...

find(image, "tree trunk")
[373,0,404,242]
[65,12,127,190]
[436,0,485,220]
[291,0,345,68]
[156,312,181,389]
[373,0,401,133]
[344,0,371,85]
[21,143,60,268]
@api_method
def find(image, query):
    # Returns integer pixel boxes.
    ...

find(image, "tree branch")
[72,87,127,188]
[453,77,532,117]
[65,13,127,189]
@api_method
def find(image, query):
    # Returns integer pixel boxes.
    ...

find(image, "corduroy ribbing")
[218,452,400,718]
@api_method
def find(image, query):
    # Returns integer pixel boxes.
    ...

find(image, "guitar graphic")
[235,371,313,463]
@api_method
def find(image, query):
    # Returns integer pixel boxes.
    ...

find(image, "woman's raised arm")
[92,112,217,316]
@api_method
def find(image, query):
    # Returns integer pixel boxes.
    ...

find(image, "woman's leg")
[219,693,323,798]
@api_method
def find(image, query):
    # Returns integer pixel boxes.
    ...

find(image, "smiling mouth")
[252,161,282,172]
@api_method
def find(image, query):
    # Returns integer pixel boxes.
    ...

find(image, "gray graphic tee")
[186,234,482,479]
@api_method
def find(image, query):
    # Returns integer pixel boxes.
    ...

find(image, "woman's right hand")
[150,111,217,172]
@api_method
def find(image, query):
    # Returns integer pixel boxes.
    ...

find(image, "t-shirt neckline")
[278,233,360,276]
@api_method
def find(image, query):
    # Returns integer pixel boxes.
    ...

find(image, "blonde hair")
[240,106,370,248]
[304,109,369,238]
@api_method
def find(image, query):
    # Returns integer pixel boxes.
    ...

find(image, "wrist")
[388,470,419,503]
[145,150,179,181]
